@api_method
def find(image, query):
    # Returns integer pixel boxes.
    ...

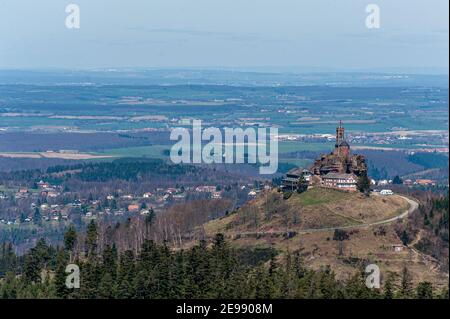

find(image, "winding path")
[297,194,418,234]
[234,194,418,238]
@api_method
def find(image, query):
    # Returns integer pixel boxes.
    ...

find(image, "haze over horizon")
[0,0,448,71]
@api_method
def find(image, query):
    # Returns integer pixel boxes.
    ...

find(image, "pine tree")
[317,266,339,299]
[64,225,77,261]
[116,250,136,299]
[186,240,211,298]
[33,208,42,226]
[400,266,413,298]
[102,244,118,281]
[416,282,433,299]
[210,234,234,298]
[23,252,41,284]
[135,240,156,299]
[85,220,98,258]
[23,239,51,284]
[392,175,403,185]
[254,264,276,299]
[54,249,69,299]
[144,208,155,238]
[383,272,396,299]
[98,272,116,299]
[278,252,293,298]
[438,287,449,299]
[170,250,188,298]
[356,172,371,195]
[400,230,409,246]
[344,270,378,299]
[296,175,308,194]
[293,250,305,279]
[79,259,100,299]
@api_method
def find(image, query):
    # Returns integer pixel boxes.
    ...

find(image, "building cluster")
[281,122,442,194]
[282,122,368,192]
[0,181,259,226]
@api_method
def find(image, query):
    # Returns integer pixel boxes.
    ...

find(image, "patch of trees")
[357,172,371,194]
[408,152,449,170]
[395,192,449,272]
[0,158,82,174]
[392,175,403,185]
[234,192,298,231]
[48,158,199,183]
[362,150,423,179]
[0,231,447,299]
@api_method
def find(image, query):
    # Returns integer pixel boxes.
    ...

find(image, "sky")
[0,0,448,71]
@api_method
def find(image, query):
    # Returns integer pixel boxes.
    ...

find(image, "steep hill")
[201,187,449,288]
[205,187,408,235]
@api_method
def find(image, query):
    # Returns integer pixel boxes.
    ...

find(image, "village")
[0,178,266,227]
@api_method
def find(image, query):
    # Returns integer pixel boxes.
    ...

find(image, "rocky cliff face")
[310,152,367,177]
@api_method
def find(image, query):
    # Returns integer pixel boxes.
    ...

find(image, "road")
[235,194,418,238]
[296,194,418,234]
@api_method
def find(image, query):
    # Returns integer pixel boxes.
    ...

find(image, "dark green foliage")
[408,152,449,170]
[296,175,308,194]
[145,208,156,227]
[333,229,349,241]
[116,250,136,298]
[400,266,414,298]
[356,172,371,194]
[23,239,55,284]
[0,243,16,277]
[392,175,403,185]
[64,225,77,253]
[383,272,396,299]
[416,282,433,299]
[33,208,42,226]
[70,158,198,182]
[54,249,70,299]
[0,234,442,299]
[85,220,98,258]
[400,230,409,246]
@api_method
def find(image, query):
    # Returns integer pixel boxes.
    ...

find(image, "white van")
[380,189,394,196]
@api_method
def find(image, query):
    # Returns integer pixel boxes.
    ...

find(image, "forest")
[395,192,449,271]
[0,229,447,299]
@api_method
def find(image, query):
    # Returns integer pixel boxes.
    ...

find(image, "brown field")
[0,151,113,160]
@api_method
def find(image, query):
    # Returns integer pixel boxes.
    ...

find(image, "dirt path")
[235,195,418,237]
[408,230,448,277]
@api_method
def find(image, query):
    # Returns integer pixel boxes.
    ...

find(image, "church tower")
[334,121,350,159]
[335,120,345,147]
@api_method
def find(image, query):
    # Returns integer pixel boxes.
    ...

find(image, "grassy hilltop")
[201,188,448,288]
[205,187,407,235]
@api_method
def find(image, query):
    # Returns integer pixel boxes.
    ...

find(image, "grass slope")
[201,187,448,288]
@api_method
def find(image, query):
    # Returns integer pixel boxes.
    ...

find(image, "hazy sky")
[0,0,448,71]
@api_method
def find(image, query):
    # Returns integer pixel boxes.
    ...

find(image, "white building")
[321,173,358,191]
